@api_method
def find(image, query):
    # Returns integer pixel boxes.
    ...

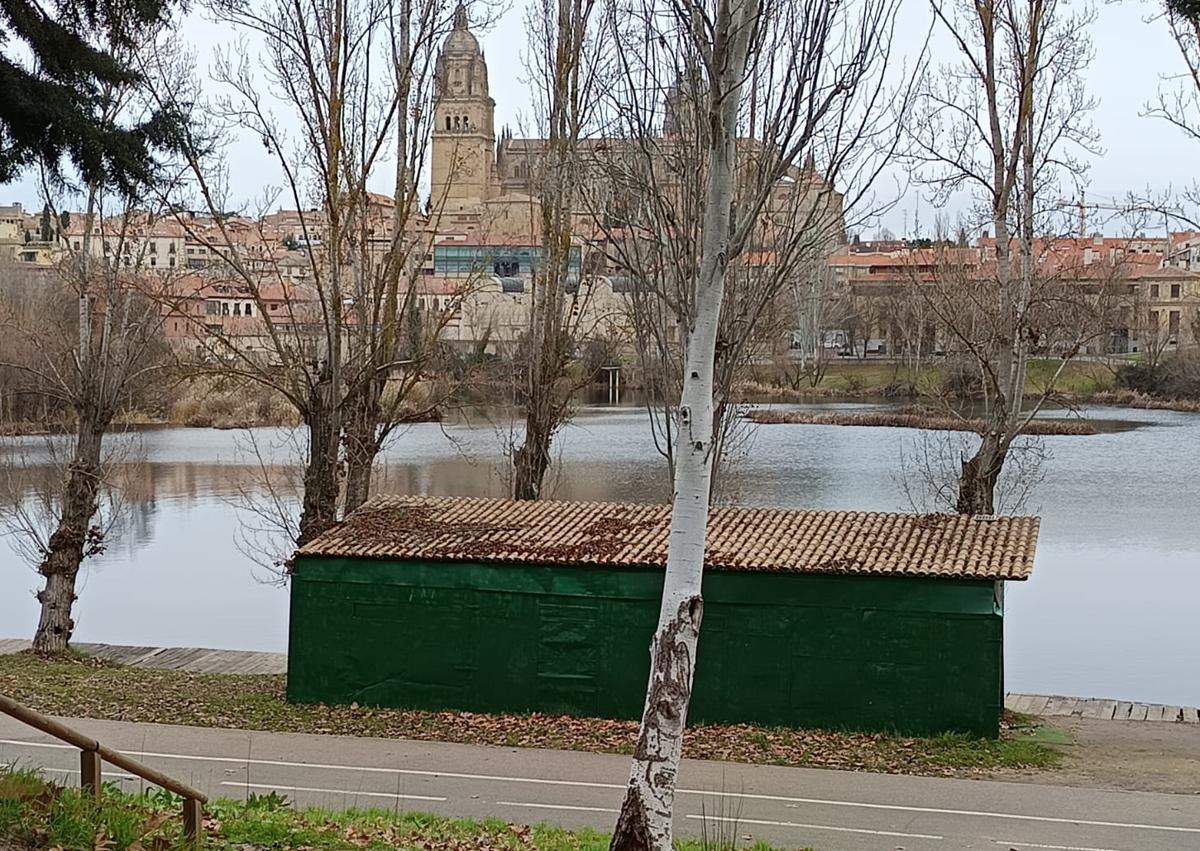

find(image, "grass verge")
[0,653,1065,778]
[1,765,802,851]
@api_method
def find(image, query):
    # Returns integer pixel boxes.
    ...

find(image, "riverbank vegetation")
[168,378,301,430]
[0,654,1064,778]
[2,765,776,851]
[747,406,1098,435]
[2,358,1183,440]
[740,358,1121,401]
[5,355,1198,440]
[1112,352,1200,409]
[1088,390,1200,412]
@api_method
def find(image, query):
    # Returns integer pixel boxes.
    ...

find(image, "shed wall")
[287,557,1003,736]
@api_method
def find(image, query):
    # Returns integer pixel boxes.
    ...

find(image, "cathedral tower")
[431,4,497,211]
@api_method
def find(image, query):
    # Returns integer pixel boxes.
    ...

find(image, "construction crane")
[1055,194,1188,238]
[1054,194,1129,237]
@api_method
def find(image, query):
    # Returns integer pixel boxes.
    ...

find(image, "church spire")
[431,0,497,210]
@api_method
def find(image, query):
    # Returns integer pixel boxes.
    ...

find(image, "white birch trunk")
[609,2,758,847]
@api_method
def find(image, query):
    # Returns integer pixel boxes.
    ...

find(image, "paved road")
[2,717,1198,851]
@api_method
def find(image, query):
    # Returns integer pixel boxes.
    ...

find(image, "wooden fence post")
[1,693,207,843]
[80,749,102,799]
[182,797,203,845]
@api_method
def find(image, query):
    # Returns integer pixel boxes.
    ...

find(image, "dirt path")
[1000,716,1200,794]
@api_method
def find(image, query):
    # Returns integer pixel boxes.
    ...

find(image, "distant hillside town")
[0,9,1197,367]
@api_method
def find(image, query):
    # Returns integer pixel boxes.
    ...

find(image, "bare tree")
[0,188,183,654]
[589,8,898,492]
[891,233,1133,515]
[1139,1,1200,260]
[149,0,467,550]
[907,0,1100,514]
[881,281,935,385]
[0,266,65,429]
[508,0,602,500]
[595,0,907,844]
[338,0,467,514]
[1149,0,1200,159]
[784,260,848,389]
[150,0,370,546]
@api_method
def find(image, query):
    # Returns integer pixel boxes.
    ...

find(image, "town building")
[1165,230,1200,271]
[1132,265,1200,351]
[0,203,25,261]
[823,236,1200,358]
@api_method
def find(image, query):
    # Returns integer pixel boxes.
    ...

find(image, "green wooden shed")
[288,495,1039,737]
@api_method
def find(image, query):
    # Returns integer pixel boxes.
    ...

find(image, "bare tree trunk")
[298,374,341,546]
[342,378,382,514]
[337,0,427,517]
[941,0,1053,516]
[610,0,751,838]
[610,249,725,851]
[295,0,348,545]
[33,420,104,654]
[510,0,594,501]
[955,431,1005,515]
[513,270,562,501]
[1010,84,1036,422]
[513,408,555,500]
[343,460,372,514]
[957,83,1035,518]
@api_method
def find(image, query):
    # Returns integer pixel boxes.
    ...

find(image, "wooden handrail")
[0,694,100,752]
[0,693,206,842]
[95,743,208,803]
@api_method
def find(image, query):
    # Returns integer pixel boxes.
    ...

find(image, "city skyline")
[2,0,1197,238]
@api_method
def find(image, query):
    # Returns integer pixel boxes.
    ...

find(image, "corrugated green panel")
[288,556,1003,736]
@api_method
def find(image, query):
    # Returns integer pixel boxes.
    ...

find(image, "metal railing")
[0,693,207,843]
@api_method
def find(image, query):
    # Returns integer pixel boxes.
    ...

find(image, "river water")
[2,402,1198,706]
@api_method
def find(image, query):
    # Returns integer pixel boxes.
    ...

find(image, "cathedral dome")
[443,4,480,53]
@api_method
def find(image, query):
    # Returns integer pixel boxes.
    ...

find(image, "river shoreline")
[736,384,1200,413]
[3,387,1197,438]
[746,406,1100,435]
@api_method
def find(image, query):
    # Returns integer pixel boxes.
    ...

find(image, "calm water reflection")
[2,403,1198,705]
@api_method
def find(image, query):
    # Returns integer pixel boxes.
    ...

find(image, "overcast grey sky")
[4,0,1195,237]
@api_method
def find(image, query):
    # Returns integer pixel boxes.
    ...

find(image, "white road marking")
[41,767,138,782]
[220,781,445,802]
[3,738,1196,836]
[676,788,1200,835]
[496,801,619,814]
[685,814,944,841]
[995,842,1129,851]
[0,739,625,790]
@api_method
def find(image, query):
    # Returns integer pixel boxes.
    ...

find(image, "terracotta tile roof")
[297,495,1039,580]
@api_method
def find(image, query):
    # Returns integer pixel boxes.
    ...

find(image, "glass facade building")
[434,244,582,277]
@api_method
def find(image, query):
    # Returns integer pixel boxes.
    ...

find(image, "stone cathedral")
[429,4,845,243]
[430,5,551,230]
